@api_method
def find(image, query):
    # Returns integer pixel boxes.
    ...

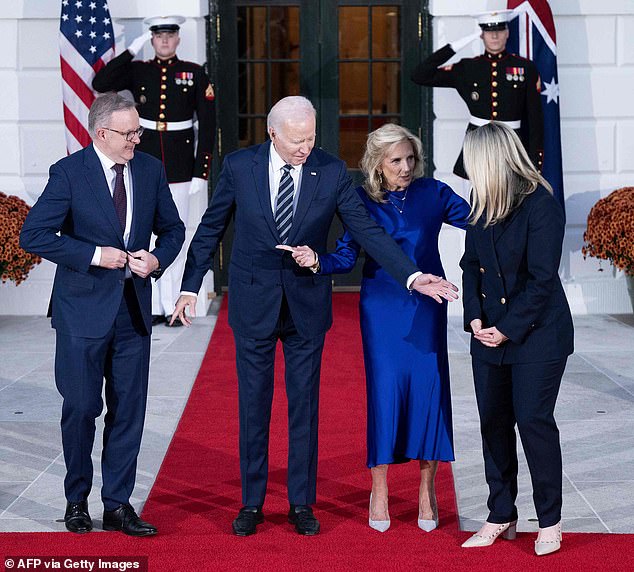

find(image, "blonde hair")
[360,124,425,203]
[463,122,553,227]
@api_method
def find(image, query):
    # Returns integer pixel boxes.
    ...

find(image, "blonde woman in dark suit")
[459,122,573,556]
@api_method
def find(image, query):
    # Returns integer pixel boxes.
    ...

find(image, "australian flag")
[507,0,565,214]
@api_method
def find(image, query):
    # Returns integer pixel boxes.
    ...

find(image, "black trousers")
[233,295,325,507]
[471,356,567,528]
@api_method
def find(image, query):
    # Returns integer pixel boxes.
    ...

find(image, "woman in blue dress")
[290,124,470,532]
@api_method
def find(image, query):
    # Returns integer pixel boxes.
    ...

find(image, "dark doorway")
[207,0,432,291]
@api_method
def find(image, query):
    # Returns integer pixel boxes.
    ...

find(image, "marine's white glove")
[128,31,152,57]
[189,177,208,196]
[450,30,482,52]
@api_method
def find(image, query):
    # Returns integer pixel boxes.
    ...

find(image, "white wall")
[431,0,634,314]
[0,0,213,315]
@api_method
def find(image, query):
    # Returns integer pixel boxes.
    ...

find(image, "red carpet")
[2,294,633,570]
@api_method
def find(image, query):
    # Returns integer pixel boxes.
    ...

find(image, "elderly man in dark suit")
[171,96,458,537]
[20,93,184,536]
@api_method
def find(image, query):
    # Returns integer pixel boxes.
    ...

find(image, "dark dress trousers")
[412,45,544,178]
[20,145,184,509]
[93,52,216,183]
[459,186,573,527]
[181,141,419,507]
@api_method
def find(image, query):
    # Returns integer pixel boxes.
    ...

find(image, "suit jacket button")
[500,297,506,304]
[479,267,485,273]
[481,292,487,299]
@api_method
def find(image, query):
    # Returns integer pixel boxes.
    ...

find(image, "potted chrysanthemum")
[582,186,634,312]
[0,192,41,285]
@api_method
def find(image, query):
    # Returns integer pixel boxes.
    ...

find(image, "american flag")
[59,0,115,154]
[507,0,565,215]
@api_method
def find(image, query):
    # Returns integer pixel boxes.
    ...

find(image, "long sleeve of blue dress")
[318,231,361,275]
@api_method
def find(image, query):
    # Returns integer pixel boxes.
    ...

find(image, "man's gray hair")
[88,92,137,138]
[267,96,316,131]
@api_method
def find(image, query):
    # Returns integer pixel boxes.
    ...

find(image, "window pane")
[271,62,300,102]
[238,7,267,59]
[372,62,400,115]
[372,6,400,59]
[339,7,368,59]
[339,63,369,115]
[371,116,400,131]
[339,116,370,169]
[238,62,267,115]
[239,117,267,149]
[270,7,300,59]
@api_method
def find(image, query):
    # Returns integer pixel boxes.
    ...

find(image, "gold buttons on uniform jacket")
[160,94,166,100]
[160,104,166,110]
[162,75,167,81]
[492,81,498,87]
[493,101,498,107]
[500,297,506,305]
[481,293,487,299]
[159,113,165,119]
[492,111,498,117]
[480,267,485,274]
[161,84,167,90]
[492,62,497,67]
[492,71,498,77]
[492,92,498,98]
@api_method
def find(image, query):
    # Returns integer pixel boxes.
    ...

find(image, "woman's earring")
[378,171,383,185]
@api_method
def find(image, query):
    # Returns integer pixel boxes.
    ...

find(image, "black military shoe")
[232,506,264,536]
[102,504,157,537]
[64,501,92,534]
[288,505,320,535]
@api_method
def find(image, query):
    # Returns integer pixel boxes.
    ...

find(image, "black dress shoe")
[151,315,167,326]
[64,501,92,534]
[232,506,264,536]
[165,315,183,327]
[102,504,157,537]
[288,505,320,535]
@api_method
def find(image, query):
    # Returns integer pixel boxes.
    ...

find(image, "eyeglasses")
[102,126,144,142]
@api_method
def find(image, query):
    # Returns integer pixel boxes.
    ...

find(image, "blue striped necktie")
[275,164,295,244]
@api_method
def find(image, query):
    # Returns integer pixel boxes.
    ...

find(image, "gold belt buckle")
[156,121,167,131]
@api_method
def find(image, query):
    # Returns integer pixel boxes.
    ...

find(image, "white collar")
[93,143,126,172]
[269,142,299,173]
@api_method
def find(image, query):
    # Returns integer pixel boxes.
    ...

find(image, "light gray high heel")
[368,493,390,533]
[417,514,439,532]
[461,520,517,548]
[535,521,562,556]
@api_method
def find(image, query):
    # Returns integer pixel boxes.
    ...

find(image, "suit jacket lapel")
[83,145,125,247]
[288,152,320,245]
[127,159,142,248]
[252,141,280,241]
[494,205,522,243]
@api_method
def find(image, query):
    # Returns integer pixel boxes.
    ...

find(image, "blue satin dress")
[319,178,470,467]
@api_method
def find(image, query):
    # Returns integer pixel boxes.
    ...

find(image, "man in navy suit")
[20,93,184,536]
[171,96,457,536]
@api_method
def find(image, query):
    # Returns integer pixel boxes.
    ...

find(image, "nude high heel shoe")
[535,521,562,556]
[461,520,517,548]
[368,493,390,532]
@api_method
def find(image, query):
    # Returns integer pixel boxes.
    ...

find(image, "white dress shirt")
[91,143,133,266]
[269,143,302,214]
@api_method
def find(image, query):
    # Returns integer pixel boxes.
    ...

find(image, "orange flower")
[0,192,41,285]
[583,187,634,276]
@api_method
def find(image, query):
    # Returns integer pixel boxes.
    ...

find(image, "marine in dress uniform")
[411,10,543,179]
[93,15,216,325]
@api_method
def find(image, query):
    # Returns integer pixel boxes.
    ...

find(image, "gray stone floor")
[1,302,632,534]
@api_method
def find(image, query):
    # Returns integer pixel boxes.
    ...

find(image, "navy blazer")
[20,145,184,338]
[182,141,419,339]
[460,186,573,364]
